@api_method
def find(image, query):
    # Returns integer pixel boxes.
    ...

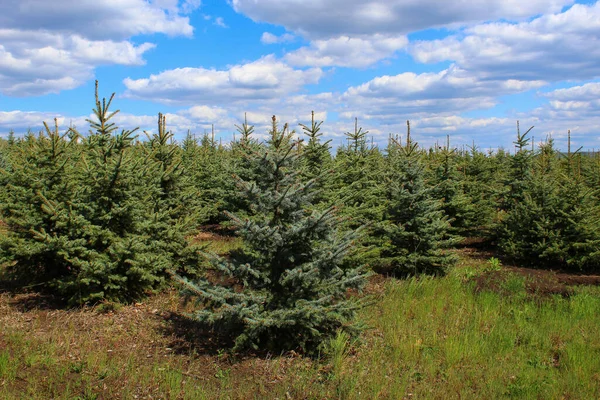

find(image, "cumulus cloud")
[544,91,600,113]
[224,92,335,140]
[0,0,198,40]
[345,68,546,100]
[285,34,408,68]
[388,116,518,149]
[231,0,573,39]
[338,66,546,124]
[0,0,199,96]
[0,90,336,144]
[0,29,155,96]
[123,55,323,105]
[410,2,600,82]
[339,80,600,149]
[0,111,87,133]
[521,82,600,147]
[181,0,202,15]
[235,0,572,69]
[542,82,600,102]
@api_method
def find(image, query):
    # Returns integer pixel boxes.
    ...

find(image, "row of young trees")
[1,84,599,352]
[0,86,204,305]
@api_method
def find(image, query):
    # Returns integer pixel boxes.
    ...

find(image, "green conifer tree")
[299,111,332,198]
[54,84,167,304]
[221,114,262,220]
[332,119,385,225]
[7,130,15,146]
[180,130,225,224]
[0,119,82,284]
[378,122,456,275]
[459,143,501,234]
[330,119,385,265]
[498,136,558,264]
[503,122,535,209]
[499,134,600,270]
[428,135,476,235]
[173,116,367,353]
[143,114,204,277]
[0,82,199,304]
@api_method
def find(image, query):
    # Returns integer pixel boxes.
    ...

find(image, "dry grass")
[192,230,243,256]
[0,288,326,399]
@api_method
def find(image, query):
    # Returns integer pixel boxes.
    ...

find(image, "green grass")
[1,244,600,399]
[335,274,600,399]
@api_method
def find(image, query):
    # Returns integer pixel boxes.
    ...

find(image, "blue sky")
[1,0,600,150]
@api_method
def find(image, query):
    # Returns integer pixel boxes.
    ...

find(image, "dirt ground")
[456,238,600,297]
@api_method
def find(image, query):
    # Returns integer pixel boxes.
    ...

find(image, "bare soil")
[455,238,600,297]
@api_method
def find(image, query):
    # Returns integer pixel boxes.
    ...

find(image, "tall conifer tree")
[378,122,456,275]
[0,119,81,284]
[300,111,332,194]
[173,116,367,353]
[429,136,475,235]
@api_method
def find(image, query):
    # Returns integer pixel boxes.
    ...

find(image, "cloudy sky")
[1,0,599,150]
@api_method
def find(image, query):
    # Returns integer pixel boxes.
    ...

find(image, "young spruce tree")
[58,85,167,304]
[173,116,367,353]
[428,136,475,235]
[498,133,600,270]
[143,114,204,277]
[330,119,385,265]
[378,122,456,275]
[0,120,81,284]
[299,111,332,203]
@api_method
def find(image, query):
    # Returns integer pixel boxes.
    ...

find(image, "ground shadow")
[7,292,69,312]
[159,311,322,361]
[0,271,71,311]
[455,235,497,251]
[159,311,238,357]
[372,262,447,280]
[198,224,237,237]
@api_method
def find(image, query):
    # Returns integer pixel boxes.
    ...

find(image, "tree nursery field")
[1,85,600,399]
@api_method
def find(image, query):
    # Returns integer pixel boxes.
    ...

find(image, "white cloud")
[261,32,296,44]
[0,0,198,41]
[0,106,235,142]
[5,82,600,150]
[232,0,573,39]
[285,34,408,68]
[540,82,600,115]
[349,70,545,99]
[340,66,546,122]
[390,116,517,149]
[0,29,155,96]
[0,110,89,133]
[0,91,338,144]
[528,82,600,136]
[123,55,323,105]
[542,82,600,102]
[179,105,231,124]
[181,0,202,14]
[410,2,600,82]
[0,0,199,96]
